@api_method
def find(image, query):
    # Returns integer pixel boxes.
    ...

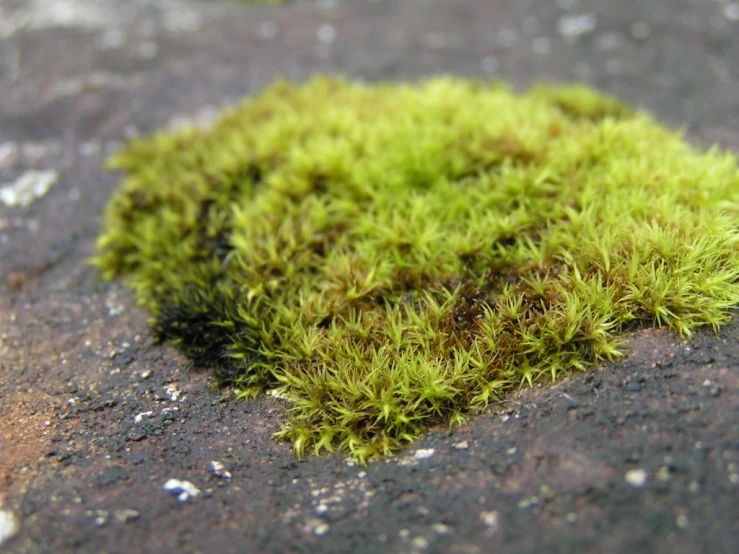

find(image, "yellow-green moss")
[93,76,739,462]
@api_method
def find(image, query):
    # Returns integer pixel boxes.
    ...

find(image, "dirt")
[0,0,738,552]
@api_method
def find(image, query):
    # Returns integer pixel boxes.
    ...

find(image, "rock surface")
[1,1,738,553]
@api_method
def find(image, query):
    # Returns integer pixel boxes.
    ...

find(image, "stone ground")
[0,0,738,552]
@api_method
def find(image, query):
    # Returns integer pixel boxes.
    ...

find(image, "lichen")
[93,76,739,462]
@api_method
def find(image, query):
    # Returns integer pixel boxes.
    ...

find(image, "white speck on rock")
[414,448,435,460]
[625,468,648,487]
[431,522,452,535]
[411,536,429,550]
[305,518,329,536]
[0,170,58,208]
[210,461,232,480]
[134,411,152,423]
[0,510,20,547]
[164,479,200,502]
[453,441,470,450]
[480,510,500,531]
[165,384,181,402]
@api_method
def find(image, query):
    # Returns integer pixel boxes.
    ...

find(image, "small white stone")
[134,411,152,423]
[480,510,499,530]
[0,170,59,208]
[431,522,452,535]
[625,469,648,488]
[411,536,429,550]
[414,448,435,460]
[453,441,469,450]
[164,479,200,502]
[0,510,20,547]
[210,461,232,479]
[165,384,181,402]
[310,519,329,536]
[676,514,689,529]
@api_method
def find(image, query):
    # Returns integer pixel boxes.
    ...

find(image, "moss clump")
[94,77,739,461]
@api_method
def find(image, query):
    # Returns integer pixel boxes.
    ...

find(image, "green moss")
[93,76,739,462]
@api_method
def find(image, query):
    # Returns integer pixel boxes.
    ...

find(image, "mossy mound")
[94,77,739,461]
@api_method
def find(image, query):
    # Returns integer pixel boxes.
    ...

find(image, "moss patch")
[94,77,739,461]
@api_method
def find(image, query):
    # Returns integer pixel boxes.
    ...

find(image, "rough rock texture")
[0,1,737,553]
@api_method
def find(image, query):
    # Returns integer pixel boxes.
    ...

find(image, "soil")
[0,0,738,553]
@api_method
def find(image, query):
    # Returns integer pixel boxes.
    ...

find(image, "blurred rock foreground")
[0,1,738,553]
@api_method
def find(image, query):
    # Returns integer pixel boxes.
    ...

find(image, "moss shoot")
[94,77,739,461]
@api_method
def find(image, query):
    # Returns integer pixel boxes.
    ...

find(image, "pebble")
[431,522,452,535]
[134,411,152,423]
[163,479,200,502]
[480,510,500,531]
[0,510,19,547]
[414,448,435,460]
[210,461,232,480]
[625,468,648,488]
[0,170,59,208]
